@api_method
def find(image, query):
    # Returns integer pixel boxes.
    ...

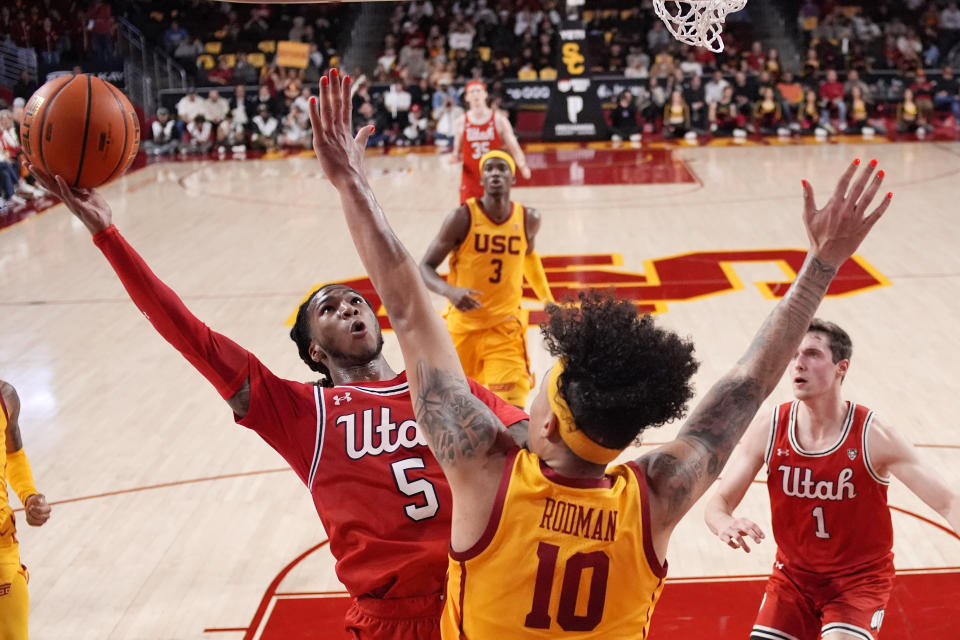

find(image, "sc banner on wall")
[542,20,608,141]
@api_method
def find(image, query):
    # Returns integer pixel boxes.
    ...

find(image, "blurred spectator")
[843,70,872,104]
[279,104,312,148]
[401,103,429,146]
[249,103,279,151]
[176,89,206,133]
[289,16,308,42]
[732,71,755,115]
[230,85,253,126]
[647,21,671,53]
[818,69,847,126]
[624,52,649,78]
[0,109,26,210]
[679,50,703,77]
[205,90,230,125]
[87,1,115,62]
[384,80,412,130]
[254,85,280,119]
[163,21,189,53]
[13,70,38,101]
[234,53,259,85]
[709,85,741,137]
[663,89,692,138]
[705,70,730,105]
[684,74,707,130]
[143,107,180,156]
[174,37,204,66]
[293,87,313,115]
[797,89,828,135]
[776,72,804,121]
[207,57,235,86]
[940,2,960,54]
[354,100,390,147]
[765,48,781,75]
[896,88,930,134]
[909,69,936,119]
[934,66,960,123]
[217,112,247,152]
[35,17,62,67]
[845,85,884,134]
[753,86,786,135]
[609,90,641,142]
[433,93,463,148]
[181,115,214,155]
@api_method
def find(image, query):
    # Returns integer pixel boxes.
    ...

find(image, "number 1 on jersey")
[812,505,831,539]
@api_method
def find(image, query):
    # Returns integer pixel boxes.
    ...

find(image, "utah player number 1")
[812,505,831,539]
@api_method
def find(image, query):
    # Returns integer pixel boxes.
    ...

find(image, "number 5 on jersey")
[391,457,439,521]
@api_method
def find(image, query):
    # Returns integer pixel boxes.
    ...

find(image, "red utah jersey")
[239,363,525,599]
[460,111,502,203]
[764,401,893,576]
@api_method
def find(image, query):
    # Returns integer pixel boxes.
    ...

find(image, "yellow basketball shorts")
[0,542,28,640]
[450,317,532,408]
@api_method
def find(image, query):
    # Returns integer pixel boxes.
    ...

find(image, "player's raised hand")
[24,493,51,527]
[801,158,891,269]
[308,68,374,186]
[27,163,113,235]
[717,517,765,553]
[519,165,532,180]
[449,287,483,312]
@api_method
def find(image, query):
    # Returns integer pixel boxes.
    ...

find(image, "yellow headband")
[479,149,516,176]
[548,363,623,465]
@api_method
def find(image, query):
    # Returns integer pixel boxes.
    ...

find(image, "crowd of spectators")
[4,0,960,168]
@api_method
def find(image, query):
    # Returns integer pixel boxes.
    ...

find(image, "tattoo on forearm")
[413,361,505,465]
[652,254,837,516]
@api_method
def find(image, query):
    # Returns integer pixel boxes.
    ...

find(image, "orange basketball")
[21,74,141,189]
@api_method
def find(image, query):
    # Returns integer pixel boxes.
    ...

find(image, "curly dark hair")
[541,291,699,449]
[289,284,376,388]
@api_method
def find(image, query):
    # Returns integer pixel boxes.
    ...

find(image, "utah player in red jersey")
[450,80,531,204]
[705,319,960,640]
[28,166,527,640]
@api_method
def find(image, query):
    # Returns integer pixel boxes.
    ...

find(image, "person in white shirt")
[143,107,179,156]
[249,104,279,151]
[176,90,205,134]
[180,115,213,155]
[205,90,230,125]
[705,69,730,106]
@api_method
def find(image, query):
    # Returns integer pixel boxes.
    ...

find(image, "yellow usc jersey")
[442,449,667,639]
[0,392,14,550]
[446,198,528,332]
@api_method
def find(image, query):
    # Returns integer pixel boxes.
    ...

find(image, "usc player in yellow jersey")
[309,71,892,638]
[420,150,553,408]
[0,379,52,640]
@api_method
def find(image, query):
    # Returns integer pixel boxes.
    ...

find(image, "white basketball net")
[653,0,748,53]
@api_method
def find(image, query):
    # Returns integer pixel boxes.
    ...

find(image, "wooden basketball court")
[2,140,959,638]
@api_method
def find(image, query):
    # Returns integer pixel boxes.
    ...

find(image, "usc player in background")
[421,150,553,409]
[0,379,52,640]
[450,80,531,204]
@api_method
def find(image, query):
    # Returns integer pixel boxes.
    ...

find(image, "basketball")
[21,74,141,189]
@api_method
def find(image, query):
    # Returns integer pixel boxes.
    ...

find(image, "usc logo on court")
[287,250,890,330]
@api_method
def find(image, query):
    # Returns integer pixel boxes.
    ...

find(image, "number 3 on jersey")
[391,458,439,521]
[471,141,491,159]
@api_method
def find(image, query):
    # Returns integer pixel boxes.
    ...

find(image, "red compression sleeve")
[93,225,250,399]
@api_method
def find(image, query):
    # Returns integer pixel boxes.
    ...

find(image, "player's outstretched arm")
[309,71,510,488]
[28,166,254,417]
[1,380,51,526]
[638,159,892,545]
[703,409,770,553]
[419,206,484,311]
[869,415,960,535]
